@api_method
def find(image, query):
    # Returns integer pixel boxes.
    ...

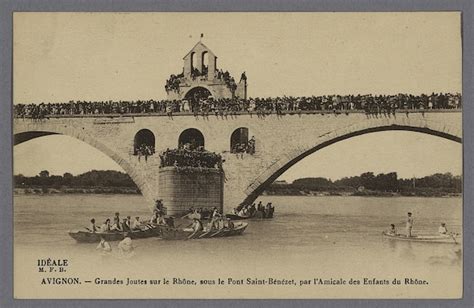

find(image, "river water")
[14,194,462,298]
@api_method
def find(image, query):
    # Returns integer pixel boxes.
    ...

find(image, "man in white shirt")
[131,217,141,230]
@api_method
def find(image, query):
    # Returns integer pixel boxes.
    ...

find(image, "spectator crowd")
[134,144,155,162]
[231,136,256,157]
[14,93,462,120]
[165,68,239,94]
[159,147,224,170]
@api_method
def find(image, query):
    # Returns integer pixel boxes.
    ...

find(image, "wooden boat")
[382,231,461,244]
[68,225,162,243]
[160,222,248,240]
[225,210,274,220]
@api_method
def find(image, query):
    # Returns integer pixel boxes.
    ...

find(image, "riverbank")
[14,187,461,198]
[263,190,461,198]
[14,187,140,195]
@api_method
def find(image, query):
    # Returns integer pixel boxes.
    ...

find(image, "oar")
[449,233,457,244]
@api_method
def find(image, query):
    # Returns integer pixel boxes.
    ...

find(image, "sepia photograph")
[12,12,462,299]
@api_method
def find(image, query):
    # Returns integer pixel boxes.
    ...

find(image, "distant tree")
[63,172,73,185]
[39,170,50,178]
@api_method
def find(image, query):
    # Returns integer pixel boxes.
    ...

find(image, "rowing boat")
[160,222,248,240]
[225,210,274,220]
[382,231,461,244]
[68,225,162,243]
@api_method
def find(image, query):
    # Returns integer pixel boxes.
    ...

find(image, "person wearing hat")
[406,212,414,237]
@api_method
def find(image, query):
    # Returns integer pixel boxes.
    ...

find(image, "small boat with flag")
[382,231,461,244]
[160,222,248,240]
[68,224,162,243]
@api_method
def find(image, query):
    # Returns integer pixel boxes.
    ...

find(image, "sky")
[13,12,462,181]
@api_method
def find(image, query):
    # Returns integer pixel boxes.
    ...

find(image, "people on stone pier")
[159,147,224,170]
[14,93,462,119]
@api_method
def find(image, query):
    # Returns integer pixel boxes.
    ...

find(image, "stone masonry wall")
[158,167,223,216]
[14,110,462,212]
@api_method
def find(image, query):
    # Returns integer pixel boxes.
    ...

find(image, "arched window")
[190,52,196,70]
[179,128,205,150]
[184,87,212,104]
[201,51,209,74]
[230,127,249,153]
[134,129,155,155]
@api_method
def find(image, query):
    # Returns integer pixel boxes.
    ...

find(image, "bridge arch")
[241,118,462,206]
[13,124,155,208]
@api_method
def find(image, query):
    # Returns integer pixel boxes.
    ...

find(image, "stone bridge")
[13,110,462,212]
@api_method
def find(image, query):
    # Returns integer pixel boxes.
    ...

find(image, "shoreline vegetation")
[14,170,461,198]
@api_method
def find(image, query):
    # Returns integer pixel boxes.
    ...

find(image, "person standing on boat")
[438,223,448,235]
[406,212,414,237]
[113,212,121,231]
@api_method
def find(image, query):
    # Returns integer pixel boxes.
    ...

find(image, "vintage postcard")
[13,12,462,299]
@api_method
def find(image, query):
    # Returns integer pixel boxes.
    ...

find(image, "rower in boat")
[438,223,448,235]
[121,218,131,232]
[225,218,234,230]
[131,216,142,231]
[90,218,98,233]
[100,219,112,232]
[387,224,398,236]
[185,218,204,238]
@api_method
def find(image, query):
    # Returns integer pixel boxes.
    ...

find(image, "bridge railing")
[12,108,462,119]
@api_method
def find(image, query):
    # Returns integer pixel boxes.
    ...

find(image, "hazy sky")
[14,12,461,102]
[13,13,462,181]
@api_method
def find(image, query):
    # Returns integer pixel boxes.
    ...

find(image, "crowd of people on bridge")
[231,136,256,157]
[159,147,224,170]
[13,93,462,120]
[165,73,183,94]
[134,144,155,162]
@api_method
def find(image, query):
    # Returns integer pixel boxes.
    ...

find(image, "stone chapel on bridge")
[165,41,247,102]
